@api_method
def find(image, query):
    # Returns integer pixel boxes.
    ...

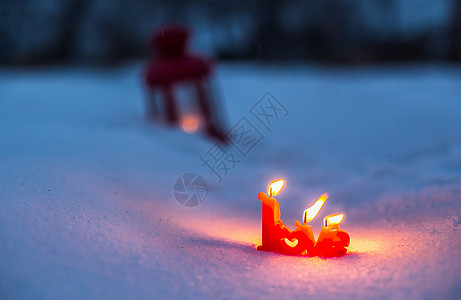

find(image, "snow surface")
[1,62,461,299]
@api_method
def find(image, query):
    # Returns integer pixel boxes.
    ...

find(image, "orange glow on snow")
[182,115,199,134]
[267,179,285,197]
[303,193,328,223]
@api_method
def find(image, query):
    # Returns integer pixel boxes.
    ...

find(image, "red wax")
[279,221,315,256]
[258,192,283,252]
[258,192,315,255]
[313,226,350,257]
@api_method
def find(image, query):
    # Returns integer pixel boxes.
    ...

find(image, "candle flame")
[267,179,285,197]
[325,214,344,226]
[182,115,199,134]
[303,193,328,223]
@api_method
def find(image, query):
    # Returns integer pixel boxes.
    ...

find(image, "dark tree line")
[0,0,460,65]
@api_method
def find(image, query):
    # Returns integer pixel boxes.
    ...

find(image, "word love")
[257,179,350,257]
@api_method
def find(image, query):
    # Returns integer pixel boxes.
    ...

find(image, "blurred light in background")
[182,115,199,134]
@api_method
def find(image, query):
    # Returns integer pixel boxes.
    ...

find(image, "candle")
[279,193,328,255]
[257,179,290,253]
[313,213,350,257]
[279,220,312,256]
[258,186,328,256]
[257,180,350,257]
[291,193,328,256]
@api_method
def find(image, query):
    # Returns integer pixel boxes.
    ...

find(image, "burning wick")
[324,213,344,228]
[268,179,284,198]
[182,115,199,134]
[303,193,328,225]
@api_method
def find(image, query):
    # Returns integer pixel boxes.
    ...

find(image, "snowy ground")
[1,62,461,299]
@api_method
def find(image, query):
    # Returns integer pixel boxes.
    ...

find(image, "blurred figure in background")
[144,25,227,142]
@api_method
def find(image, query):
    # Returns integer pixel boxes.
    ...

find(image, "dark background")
[1,0,461,65]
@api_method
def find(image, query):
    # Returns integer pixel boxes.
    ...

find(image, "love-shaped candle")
[257,179,350,257]
[314,213,351,257]
[258,179,329,256]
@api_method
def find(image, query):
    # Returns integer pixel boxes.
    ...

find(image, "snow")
[1,62,461,299]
